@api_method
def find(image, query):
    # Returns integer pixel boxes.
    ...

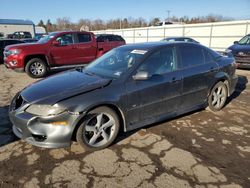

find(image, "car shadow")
[0,106,19,147]
[226,75,248,105]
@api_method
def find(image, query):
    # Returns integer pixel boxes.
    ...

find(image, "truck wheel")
[25,58,48,78]
[76,107,120,150]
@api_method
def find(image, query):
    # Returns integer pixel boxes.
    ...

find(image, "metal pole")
[133,29,135,43]
[209,24,213,48]
[147,29,149,42]
[245,21,249,35]
[167,10,171,22]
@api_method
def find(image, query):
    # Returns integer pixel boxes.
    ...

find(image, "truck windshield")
[238,35,250,45]
[85,48,146,79]
[38,33,57,44]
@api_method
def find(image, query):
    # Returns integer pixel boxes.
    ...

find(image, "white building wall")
[93,20,250,51]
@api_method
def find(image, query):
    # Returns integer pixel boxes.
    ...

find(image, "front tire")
[76,107,120,150]
[208,81,228,111]
[25,58,48,78]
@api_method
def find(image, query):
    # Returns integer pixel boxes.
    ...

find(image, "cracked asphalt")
[0,64,249,188]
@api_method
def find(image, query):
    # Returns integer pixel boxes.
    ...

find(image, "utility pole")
[167,10,171,22]
[120,18,122,29]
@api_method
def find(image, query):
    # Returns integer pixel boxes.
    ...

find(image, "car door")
[125,46,182,128]
[49,33,77,65]
[74,33,97,64]
[178,44,219,110]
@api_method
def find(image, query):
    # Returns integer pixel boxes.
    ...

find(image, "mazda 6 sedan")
[9,42,238,150]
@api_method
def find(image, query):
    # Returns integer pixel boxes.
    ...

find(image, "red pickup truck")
[4,31,125,78]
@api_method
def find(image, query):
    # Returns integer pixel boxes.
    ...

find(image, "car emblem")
[238,52,245,56]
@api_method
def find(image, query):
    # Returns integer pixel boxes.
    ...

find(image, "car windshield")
[85,48,147,78]
[38,33,57,43]
[238,35,250,45]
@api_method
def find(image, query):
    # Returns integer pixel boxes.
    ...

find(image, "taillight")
[232,60,238,68]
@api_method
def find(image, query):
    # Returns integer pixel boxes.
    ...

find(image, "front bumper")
[4,55,24,70]
[9,107,81,148]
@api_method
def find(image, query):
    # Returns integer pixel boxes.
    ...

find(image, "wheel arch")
[209,72,230,97]
[24,54,49,69]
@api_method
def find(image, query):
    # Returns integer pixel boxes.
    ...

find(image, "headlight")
[5,49,22,56]
[25,104,66,116]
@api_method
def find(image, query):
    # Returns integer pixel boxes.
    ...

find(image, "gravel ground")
[0,65,249,188]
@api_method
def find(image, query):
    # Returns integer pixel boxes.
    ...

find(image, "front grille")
[13,94,27,110]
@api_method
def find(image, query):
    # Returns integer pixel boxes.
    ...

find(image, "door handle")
[72,46,77,49]
[171,77,178,83]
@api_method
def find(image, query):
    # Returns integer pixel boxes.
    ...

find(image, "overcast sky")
[0,0,249,24]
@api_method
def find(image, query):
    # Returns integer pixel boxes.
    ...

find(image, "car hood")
[5,42,43,50]
[21,70,111,104]
[228,44,250,53]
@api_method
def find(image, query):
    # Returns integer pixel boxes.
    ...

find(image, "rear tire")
[76,107,120,150]
[208,81,228,111]
[25,58,48,78]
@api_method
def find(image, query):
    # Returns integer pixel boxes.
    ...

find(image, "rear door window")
[203,48,214,63]
[77,33,92,43]
[179,45,204,68]
[107,35,115,41]
[96,35,104,42]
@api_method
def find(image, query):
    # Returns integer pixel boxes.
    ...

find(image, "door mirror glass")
[133,71,150,81]
[234,41,239,44]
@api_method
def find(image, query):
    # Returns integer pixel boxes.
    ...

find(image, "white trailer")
[0,19,35,38]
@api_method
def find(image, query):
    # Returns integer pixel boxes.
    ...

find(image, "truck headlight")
[5,49,22,56]
[25,104,66,116]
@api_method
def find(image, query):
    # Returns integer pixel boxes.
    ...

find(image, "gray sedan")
[9,42,238,150]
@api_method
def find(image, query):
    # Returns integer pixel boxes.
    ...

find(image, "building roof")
[0,19,34,25]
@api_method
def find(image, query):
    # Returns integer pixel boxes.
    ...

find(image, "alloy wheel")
[84,113,116,147]
[30,62,44,76]
[211,85,227,109]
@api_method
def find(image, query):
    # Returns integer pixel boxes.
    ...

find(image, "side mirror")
[52,40,60,46]
[133,71,150,81]
[234,41,239,44]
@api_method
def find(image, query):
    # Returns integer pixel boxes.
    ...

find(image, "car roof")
[165,37,193,39]
[96,34,121,37]
[50,31,91,35]
[117,41,200,51]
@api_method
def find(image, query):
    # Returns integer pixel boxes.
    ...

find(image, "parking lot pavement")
[0,65,249,188]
